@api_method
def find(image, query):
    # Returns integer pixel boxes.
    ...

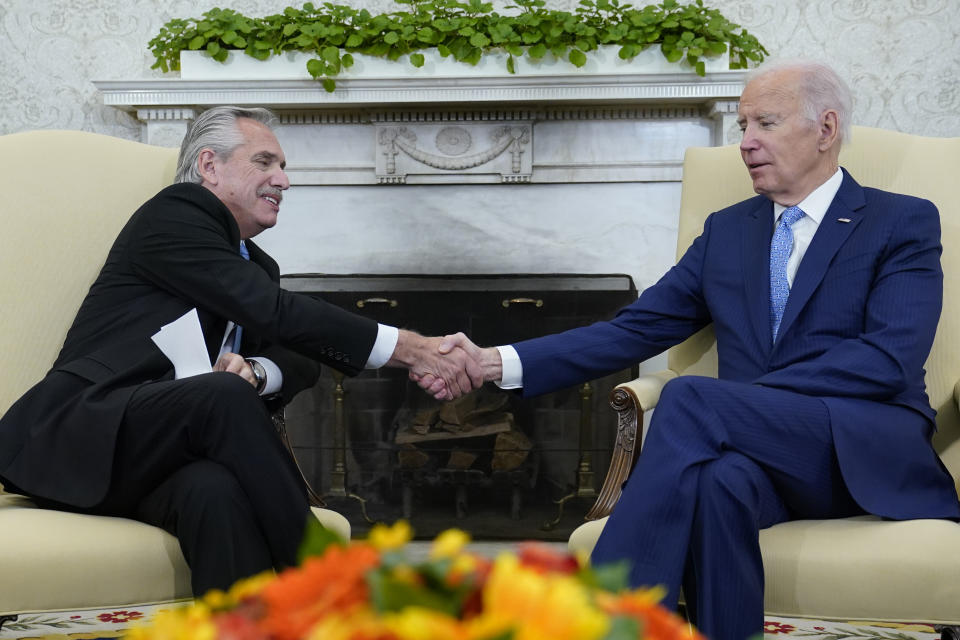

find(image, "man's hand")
[388,330,483,401]
[214,352,257,388]
[410,332,503,399]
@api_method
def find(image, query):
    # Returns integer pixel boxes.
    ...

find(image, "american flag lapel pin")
[837,217,851,223]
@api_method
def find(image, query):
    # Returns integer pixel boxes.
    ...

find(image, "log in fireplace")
[281,274,637,540]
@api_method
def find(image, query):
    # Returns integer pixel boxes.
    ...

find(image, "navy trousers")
[591,376,864,640]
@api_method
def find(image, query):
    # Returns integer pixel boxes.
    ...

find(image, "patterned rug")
[0,605,944,640]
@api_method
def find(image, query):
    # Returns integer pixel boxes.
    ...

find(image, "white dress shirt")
[495,168,844,389]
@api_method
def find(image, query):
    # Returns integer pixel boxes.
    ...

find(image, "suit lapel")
[776,170,866,342]
[742,198,775,351]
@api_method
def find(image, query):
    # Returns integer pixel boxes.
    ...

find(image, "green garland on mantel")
[149,0,769,92]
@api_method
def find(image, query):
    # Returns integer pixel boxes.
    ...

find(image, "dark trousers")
[89,372,309,596]
[591,376,865,640]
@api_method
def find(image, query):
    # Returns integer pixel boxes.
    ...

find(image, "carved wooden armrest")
[585,370,677,520]
[269,402,326,508]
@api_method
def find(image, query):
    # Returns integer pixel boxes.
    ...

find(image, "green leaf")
[469,32,490,47]
[322,77,336,92]
[306,57,324,78]
[580,560,631,592]
[341,53,354,67]
[695,59,705,75]
[528,42,547,58]
[521,30,542,44]
[321,45,340,64]
[206,41,221,55]
[345,34,364,47]
[568,48,587,67]
[384,31,400,44]
[187,35,205,50]
[603,616,641,640]
[367,570,463,616]
[506,54,515,74]
[410,52,425,67]
[297,516,344,563]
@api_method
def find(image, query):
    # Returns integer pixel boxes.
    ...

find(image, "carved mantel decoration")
[376,123,532,184]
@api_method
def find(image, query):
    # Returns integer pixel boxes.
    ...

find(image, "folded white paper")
[151,308,213,379]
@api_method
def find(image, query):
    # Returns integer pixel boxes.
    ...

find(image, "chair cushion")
[0,492,350,615]
[568,515,960,624]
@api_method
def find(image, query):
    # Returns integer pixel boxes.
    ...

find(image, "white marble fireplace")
[96,60,746,344]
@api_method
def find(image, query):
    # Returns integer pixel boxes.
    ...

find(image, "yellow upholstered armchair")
[0,130,347,623]
[568,126,960,635]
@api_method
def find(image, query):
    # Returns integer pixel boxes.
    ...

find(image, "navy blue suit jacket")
[514,170,960,520]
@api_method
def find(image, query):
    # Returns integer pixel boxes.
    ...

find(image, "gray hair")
[748,60,853,146]
[175,106,279,184]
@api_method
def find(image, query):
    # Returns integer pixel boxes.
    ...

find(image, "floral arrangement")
[126,520,703,640]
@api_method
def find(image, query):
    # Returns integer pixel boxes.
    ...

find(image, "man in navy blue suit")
[418,60,960,640]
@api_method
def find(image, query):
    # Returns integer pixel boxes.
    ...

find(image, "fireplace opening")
[282,274,637,540]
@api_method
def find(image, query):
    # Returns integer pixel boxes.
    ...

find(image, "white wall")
[0,0,957,139]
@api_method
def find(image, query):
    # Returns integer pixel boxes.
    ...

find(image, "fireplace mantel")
[94,68,745,158]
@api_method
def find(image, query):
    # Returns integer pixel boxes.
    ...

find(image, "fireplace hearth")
[282,274,637,540]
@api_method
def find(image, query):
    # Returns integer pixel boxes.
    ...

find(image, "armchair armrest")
[586,370,677,520]
[266,398,325,509]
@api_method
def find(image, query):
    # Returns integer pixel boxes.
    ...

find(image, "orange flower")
[259,543,380,640]
[598,590,705,640]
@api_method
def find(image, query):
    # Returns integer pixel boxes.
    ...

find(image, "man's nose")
[272,168,290,190]
[739,125,758,151]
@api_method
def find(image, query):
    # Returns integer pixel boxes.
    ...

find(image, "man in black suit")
[0,106,479,595]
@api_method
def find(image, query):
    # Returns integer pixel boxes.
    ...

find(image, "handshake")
[389,330,503,401]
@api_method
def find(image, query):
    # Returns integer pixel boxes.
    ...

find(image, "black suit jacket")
[0,183,378,506]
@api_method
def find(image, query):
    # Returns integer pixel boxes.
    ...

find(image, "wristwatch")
[246,358,267,393]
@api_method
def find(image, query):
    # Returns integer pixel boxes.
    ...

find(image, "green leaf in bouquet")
[603,616,642,640]
[579,559,631,593]
[296,516,345,562]
[367,569,462,616]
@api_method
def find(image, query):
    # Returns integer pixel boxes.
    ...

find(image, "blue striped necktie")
[232,241,250,353]
[769,206,805,341]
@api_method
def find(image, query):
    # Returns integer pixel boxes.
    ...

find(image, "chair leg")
[938,625,960,640]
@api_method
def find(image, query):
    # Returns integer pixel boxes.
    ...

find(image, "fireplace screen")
[281,274,637,540]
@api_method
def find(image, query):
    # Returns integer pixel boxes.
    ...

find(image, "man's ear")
[818,109,840,151]
[197,148,219,185]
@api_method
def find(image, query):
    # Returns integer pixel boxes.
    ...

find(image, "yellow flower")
[127,603,216,640]
[430,529,471,559]
[368,519,413,551]
[386,607,467,640]
[477,554,609,640]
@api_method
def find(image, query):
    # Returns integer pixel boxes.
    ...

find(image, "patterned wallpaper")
[0,0,957,139]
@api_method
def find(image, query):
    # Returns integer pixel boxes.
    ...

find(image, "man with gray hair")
[427,61,960,639]
[0,106,480,596]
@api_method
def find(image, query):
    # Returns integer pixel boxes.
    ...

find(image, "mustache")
[257,187,283,203]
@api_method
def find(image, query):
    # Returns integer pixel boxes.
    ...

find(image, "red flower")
[98,610,144,623]
[763,621,796,634]
[216,610,265,640]
[516,542,579,575]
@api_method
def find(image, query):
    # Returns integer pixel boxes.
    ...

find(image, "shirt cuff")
[248,356,282,396]
[495,345,523,389]
[365,324,399,369]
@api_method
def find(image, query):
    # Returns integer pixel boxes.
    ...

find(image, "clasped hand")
[405,332,498,401]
